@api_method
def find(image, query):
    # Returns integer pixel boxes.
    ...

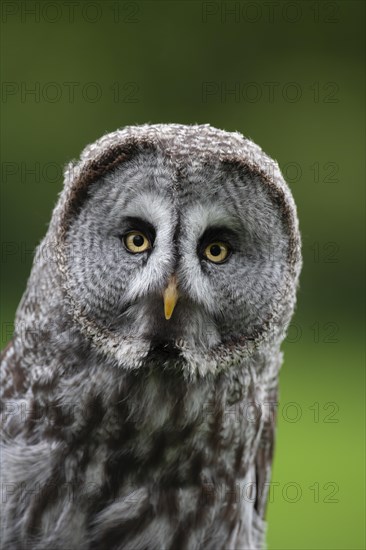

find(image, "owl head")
[42,124,301,376]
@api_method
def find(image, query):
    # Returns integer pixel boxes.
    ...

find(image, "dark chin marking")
[147,339,183,366]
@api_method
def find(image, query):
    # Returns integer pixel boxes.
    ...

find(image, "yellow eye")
[124,231,151,253]
[204,242,230,263]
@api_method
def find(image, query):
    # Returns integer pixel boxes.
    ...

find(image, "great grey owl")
[1,124,301,549]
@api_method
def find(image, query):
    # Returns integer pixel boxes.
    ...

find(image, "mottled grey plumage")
[0,124,301,549]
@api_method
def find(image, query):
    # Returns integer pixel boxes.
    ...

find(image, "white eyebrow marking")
[182,203,241,239]
[124,191,176,229]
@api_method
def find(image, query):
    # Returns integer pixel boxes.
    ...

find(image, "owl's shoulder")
[1,340,29,401]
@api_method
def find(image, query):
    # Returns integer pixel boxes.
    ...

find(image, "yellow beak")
[163,275,179,320]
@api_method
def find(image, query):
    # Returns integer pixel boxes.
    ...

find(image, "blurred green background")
[1,1,364,548]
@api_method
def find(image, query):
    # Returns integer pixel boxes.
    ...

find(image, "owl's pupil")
[133,235,144,247]
[210,244,221,256]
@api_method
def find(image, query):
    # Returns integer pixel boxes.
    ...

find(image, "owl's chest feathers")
[8,357,267,547]
[31,360,265,496]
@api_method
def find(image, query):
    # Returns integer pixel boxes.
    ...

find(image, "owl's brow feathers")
[63,139,151,227]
